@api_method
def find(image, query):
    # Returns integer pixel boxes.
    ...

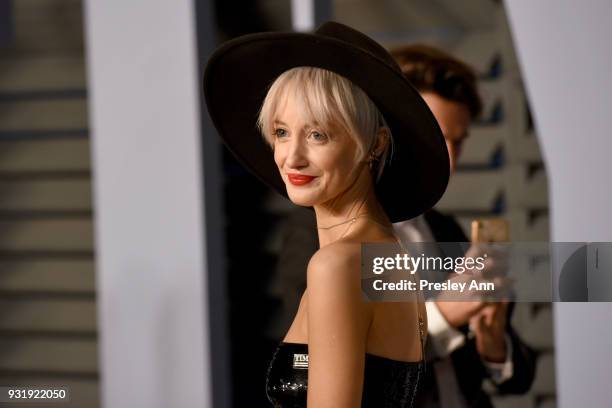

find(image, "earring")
[368,153,380,170]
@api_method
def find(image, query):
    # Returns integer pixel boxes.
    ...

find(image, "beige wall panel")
[0,57,86,92]
[0,259,95,293]
[0,338,97,373]
[437,171,503,211]
[0,219,93,251]
[0,299,96,332]
[5,0,84,56]
[0,100,87,131]
[0,179,91,211]
[0,139,90,173]
[512,133,543,163]
[458,127,505,165]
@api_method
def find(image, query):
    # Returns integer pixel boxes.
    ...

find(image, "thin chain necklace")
[317,213,371,230]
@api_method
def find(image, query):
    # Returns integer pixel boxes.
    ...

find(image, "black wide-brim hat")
[204,21,449,222]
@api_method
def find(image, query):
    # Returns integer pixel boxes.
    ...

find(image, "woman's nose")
[285,137,308,169]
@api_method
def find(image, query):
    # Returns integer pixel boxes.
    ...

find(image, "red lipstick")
[287,173,316,186]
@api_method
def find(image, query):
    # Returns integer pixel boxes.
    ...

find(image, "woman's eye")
[273,128,288,138]
[308,131,328,143]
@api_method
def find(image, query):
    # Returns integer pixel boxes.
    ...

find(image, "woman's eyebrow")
[303,120,325,130]
[273,119,329,134]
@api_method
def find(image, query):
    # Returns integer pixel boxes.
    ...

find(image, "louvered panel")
[437,170,503,212]
[0,219,93,251]
[0,99,87,132]
[451,32,500,76]
[424,0,498,30]
[528,214,549,241]
[458,126,505,166]
[511,250,552,304]
[0,259,95,293]
[0,299,96,332]
[522,168,548,208]
[0,0,99,404]
[6,0,83,55]
[0,179,91,211]
[0,139,90,173]
[0,338,97,374]
[505,165,548,208]
[478,79,504,121]
[0,57,86,92]
[336,0,457,35]
[513,132,544,163]
[0,376,98,408]
[506,211,550,241]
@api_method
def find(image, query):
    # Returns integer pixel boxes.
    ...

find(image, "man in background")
[268,44,535,407]
[390,44,534,407]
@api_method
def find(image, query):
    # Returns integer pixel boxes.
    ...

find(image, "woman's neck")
[314,182,391,247]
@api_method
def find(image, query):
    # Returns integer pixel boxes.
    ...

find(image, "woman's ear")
[372,127,391,159]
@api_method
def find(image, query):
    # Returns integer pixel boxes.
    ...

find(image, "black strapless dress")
[266,342,422,407]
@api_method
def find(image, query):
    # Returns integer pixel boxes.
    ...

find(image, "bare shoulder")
[306,241,371,318]
[307,241,361,284]
[306,240,372,339]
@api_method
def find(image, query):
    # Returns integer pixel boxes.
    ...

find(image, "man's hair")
[390,44,482,119]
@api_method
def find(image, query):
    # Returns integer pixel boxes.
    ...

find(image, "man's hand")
[470,302,508,363]
[434,243,509,327]
[435,300,487,327]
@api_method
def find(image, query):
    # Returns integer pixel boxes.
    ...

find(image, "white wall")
[505,1,612,406]
[84,1,211,407]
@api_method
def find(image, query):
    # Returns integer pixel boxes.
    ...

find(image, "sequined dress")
[266,342,423,407]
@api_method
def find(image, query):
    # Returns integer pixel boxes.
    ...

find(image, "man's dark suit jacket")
[270,207,535,407]
[416,210,536,407]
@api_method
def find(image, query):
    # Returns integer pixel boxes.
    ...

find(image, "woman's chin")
[286,189,320,207]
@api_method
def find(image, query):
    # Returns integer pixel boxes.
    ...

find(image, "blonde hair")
[257,67,392,180]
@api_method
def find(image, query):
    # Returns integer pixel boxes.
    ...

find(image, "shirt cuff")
[482,334,514,384]
[426,301,466,358]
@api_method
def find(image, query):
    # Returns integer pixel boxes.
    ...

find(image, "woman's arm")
[306,242,372,408]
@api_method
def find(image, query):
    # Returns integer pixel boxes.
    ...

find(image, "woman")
[204,22,450,407]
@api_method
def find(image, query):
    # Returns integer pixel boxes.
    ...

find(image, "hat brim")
[204,31,449,222]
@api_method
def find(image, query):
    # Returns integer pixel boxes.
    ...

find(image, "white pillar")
[84,1,211,407]
[291,0,332,32]
[505,1,612,406]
